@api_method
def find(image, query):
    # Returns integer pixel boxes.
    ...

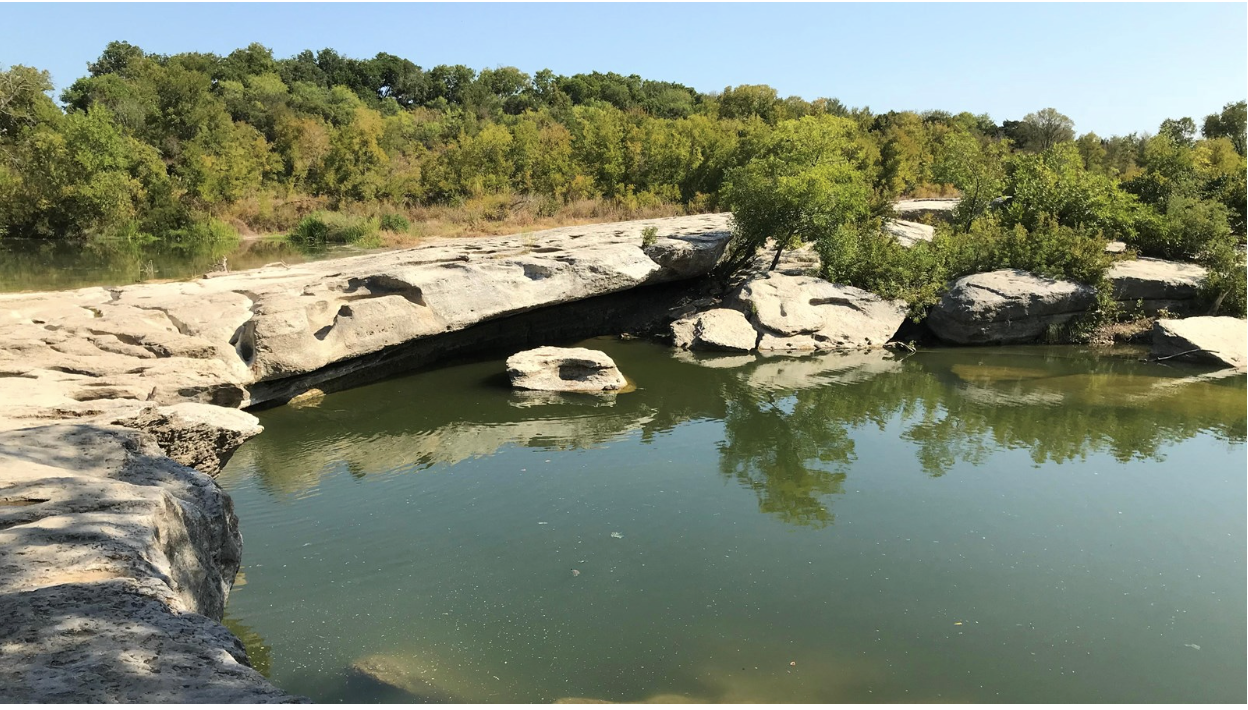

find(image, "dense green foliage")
[723,100,1247,320]
[0,43,1243,315]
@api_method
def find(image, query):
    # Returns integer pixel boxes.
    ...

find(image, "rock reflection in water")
[227,341,1245,525]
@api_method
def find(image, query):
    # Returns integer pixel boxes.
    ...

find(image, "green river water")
[218,339,1247,703]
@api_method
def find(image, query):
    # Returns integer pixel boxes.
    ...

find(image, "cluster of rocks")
[668,224,1244,373]
[0,205,1242,701]
[669,272,909,356]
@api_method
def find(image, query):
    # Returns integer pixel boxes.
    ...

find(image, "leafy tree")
[1201,100,1247,155]
[1017,107,1075,151]
[87,40,146,78]
[0,106,175,239]
[1075,132,1107,173]
[1158,116,1197,147]
[370,53,427,107]
[933,129,1008,231]
[0,65,58,138]
[717,84,781,123]
[722,115,874,271]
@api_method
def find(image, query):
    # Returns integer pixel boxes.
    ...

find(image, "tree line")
[0,42,1244,315]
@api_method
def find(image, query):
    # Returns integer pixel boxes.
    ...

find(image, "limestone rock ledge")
[0,213,731,422]
[0,423,299,701]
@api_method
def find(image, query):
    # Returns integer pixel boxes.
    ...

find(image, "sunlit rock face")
[892,197,959,220]
[1151,316,1247,371]
[884,219,936,247]
[736,272,908,352]
[926,269,1097,345]
[1107,257,1208,315]
[507,347,628,392]
[671,308,758,352]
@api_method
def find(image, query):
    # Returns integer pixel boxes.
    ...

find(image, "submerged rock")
[926,269,1096,345]
[1151,316,1247,371]
[1108,257,1208,315]
[506,347,628,392]
[671,308,758,352]
[349,653,457,702]
[286,387,326,408]
[735,272,907,351]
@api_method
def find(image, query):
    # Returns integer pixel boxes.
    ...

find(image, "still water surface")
[219,340,1246,703]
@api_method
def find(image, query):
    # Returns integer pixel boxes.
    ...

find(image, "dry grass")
[1086,315,1156,346]
[214,191,691,248]
[903,184,962,199]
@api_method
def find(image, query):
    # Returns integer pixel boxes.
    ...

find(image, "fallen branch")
[1148,347,1218,363]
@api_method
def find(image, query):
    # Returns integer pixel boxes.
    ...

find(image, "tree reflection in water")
[227,341,1246,529]
[713,347,1245,527]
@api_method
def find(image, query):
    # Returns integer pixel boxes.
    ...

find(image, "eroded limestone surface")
[507,347,628,392]
[0,423,294,702]
[0,214,731,427]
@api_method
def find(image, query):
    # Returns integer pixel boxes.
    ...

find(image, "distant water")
[220,339,1246,703]
[0,236,347,293]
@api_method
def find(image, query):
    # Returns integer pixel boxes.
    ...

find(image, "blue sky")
[2,3,1244,136]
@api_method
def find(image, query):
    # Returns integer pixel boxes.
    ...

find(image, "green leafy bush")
[288,211,380,247]
[379,212,411,233]
[168,217,240,246]
[1130,196,1235,260]
[1000,143,1140,241]
[815,216,1113,320]
[1199,238,1247,317]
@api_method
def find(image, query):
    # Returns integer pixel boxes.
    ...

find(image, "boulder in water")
[506,347,628,392]
[671,308,758,352]
[735,272,907,351]
[1151,316,1247,371]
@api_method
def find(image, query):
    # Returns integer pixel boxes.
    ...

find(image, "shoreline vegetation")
[0,42,1244,318]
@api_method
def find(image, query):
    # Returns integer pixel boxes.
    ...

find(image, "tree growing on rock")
[720,115,875,274]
